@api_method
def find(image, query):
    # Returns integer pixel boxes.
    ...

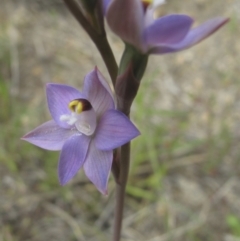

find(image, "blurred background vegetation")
[0,0,240,240]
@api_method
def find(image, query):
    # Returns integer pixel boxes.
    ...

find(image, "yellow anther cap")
[68,99,92,114]
[141,0,153,11]
[142,0,152,4]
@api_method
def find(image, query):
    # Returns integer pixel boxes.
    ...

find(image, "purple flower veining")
[103,0,229,54]
[22,68,140,195]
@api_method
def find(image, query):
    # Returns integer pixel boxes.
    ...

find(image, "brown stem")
[112,142,131,241]
[63,0,118,85]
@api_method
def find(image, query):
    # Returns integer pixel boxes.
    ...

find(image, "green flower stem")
[94,36,118,85]
[119,44,148,81]
[112,45,148,241]
[63,0,118,85]
[113,142,131,241]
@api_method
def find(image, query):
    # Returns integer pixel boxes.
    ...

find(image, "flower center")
[142,0,152,11]
[142,0,165,11]
[68,99,92,113]
[60,99,97,136]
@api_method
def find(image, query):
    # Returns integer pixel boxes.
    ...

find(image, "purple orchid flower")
[22,68,140,195]
[103,0,229,54]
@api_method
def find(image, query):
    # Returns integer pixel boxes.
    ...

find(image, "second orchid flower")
[104,0,229,54]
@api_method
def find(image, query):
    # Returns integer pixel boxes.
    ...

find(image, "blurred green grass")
[1,0,240,240]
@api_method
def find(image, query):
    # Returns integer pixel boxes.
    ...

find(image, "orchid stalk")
[63,0,118,85]
[22,0,229,240]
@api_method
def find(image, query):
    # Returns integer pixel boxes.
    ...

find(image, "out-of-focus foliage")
[1,0,240,240]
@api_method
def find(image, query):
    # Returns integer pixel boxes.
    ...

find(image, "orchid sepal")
[22,68,140,194]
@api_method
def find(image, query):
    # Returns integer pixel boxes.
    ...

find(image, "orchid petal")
[83,68,115,117]
[21,120,77,151]
[58,134,90,185]
[150,17,229,54]
[47,83,85,128]
[102,0,111,14]
[84,142,112,195]
[73,109,97,136]
[95,110,140,151]
[96,67,115,103]
[152,0,166,8]
[144,7,155,28]
[106,0,145,52]
[145,14,193,46]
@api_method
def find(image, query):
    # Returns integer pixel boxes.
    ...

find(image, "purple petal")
[106,0,145,52]
[83,68,115,117]
[95,110,140,151]
[83,142,113,195]
[21,120,77,151]
[102,0,111,14]
[58,134,90,185]
[96,67,115,102]
[145,14,193,46]
[46,83,85,128]
[144,7,155,27]
[150,17,229,54]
